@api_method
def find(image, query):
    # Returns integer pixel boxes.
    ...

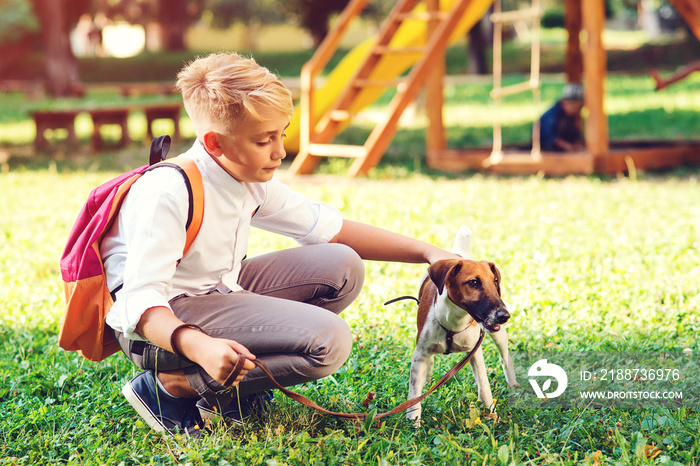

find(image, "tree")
[0,0,39,80]
[281,0,350,48]
[157,0,204,50]
[467,16,489,75]
[202,0,284,50]
[0,0,38,42]
[32,0,87,96]
[97,0,204,51]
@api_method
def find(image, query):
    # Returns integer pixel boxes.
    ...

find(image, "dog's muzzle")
[484,308,510,332]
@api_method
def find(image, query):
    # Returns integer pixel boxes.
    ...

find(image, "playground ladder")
[289,0,477,176]
[488,0,542,166]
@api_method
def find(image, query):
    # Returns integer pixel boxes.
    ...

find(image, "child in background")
[539,82,585,152]
[101,52,461,435]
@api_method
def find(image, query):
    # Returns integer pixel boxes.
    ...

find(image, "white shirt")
[101,141,343,340]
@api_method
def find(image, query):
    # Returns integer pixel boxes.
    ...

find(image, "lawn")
[1,31,700,465]
[1,154,699,464]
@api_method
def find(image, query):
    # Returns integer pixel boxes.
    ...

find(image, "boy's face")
[208,105,289,183]
[561,99,583,116]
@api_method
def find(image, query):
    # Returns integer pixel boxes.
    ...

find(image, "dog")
[407,259,518,424]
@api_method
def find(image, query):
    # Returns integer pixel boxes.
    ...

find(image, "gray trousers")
[114,243,365,407]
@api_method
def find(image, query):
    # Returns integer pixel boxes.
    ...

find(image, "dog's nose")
[495,308,510,324]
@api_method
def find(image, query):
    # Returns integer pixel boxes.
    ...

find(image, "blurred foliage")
[0,0,38,42]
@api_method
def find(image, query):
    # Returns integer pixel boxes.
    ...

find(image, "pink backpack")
[59,136,204,361]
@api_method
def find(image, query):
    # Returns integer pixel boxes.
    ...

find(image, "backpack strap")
[109,157,203,302]
[147,157,204,255]
[149,135,171,165]
[145,135,203,253]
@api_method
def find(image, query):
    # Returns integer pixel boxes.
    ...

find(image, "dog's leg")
[468,346,495,413]
[407,349,432,424]
[488,328,519,387]
[425,352,435,384]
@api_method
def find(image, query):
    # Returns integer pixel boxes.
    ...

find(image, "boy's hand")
[426,249,462,265]
[137,306,258,389]
[176,328,257,388]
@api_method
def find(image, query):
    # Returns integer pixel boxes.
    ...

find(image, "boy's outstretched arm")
[330,219,461,264]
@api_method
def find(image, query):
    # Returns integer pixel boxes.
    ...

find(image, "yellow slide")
[669,0,700,41]
[285,0,495,153]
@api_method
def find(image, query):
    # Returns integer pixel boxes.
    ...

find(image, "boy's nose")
[272,147,286,160]
[272,140,286,160]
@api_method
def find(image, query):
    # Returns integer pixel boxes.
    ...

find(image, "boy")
[539,82,584,152]
[102,52,461,434]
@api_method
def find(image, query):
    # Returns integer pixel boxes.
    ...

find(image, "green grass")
[1,35,700,464]
[1,157,700,464]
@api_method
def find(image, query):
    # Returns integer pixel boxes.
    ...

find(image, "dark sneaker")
[197,390,274,424]
[122,370,206,436]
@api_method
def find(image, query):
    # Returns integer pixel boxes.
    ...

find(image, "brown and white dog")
[407,259,518,424]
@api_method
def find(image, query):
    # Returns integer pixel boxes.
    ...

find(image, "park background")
[1,0,700,464]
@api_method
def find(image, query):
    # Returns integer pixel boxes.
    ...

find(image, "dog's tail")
[384,295,419,306]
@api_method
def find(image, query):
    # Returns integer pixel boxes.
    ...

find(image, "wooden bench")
[119,82,176,98]
[87,108,131,150]
[143,103,182,141]
[31,103,184,151]
[30,110,80,150]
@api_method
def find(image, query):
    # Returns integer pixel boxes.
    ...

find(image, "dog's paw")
[407,416,422,428]
[406,406,422,427]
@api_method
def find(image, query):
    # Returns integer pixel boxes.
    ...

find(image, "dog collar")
[435,316,471,355]
[434,294,473,354]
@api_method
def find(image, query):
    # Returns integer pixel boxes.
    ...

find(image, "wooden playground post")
[292,0,370,175]
[564,0,583,83]
[582,0,609,159]
[425,0,447,154]
[491,0,504,162]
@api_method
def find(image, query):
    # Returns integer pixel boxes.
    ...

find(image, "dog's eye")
[466,278,481,288]
[494,278,499,286]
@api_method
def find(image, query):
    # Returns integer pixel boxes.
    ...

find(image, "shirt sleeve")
[251,177,343,245]
[104,168,190,340]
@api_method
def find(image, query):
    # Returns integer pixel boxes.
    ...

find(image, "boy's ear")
[201,131,222,155]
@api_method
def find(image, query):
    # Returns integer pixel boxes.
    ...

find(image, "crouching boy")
[102,52,459,434]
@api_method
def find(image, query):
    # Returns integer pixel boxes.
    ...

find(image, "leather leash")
[230,329,485,421]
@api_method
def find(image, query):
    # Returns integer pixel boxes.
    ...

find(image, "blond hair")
[176,53,294,137]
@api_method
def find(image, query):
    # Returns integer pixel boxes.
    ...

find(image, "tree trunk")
[310,26,329,49]
[243,22,259,51]
[35,0,81,97]
[467,18,488,75]
[159,0,189,51]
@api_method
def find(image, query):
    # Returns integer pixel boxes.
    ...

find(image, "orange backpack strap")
[149,157,204,255]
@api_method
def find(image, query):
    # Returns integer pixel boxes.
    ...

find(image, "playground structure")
[285,0,700,177]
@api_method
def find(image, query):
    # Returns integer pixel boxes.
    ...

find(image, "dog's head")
[428,259,510,333]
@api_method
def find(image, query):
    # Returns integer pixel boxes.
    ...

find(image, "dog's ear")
[429,259,461,295]
[487,262,502,296]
